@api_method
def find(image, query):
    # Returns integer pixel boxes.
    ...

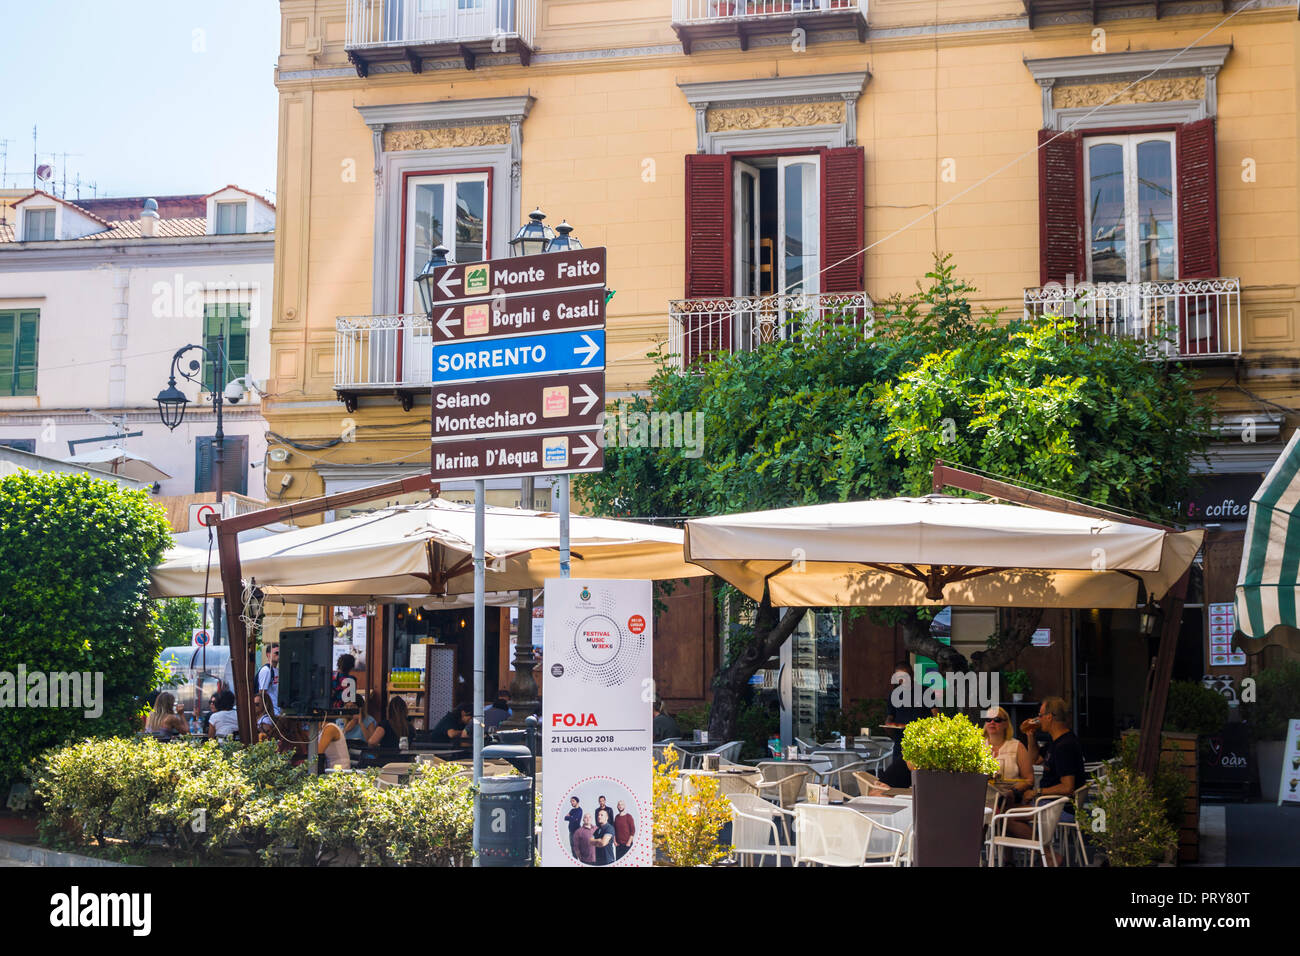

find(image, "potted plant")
[1004,669,1031,702]
[1243,661,1300,801]
[901,713,999,866]
[712,0,737,16]
[1091,765,1179,866]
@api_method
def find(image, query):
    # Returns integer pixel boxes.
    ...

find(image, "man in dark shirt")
[565,797,583,856]
[431,704,472,743]
[1014,695,1086,864]
[592,807,617,866]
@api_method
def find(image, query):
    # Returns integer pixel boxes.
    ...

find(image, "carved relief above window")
[1052,77,1205,111]
[383,124,511,151]
[706,102,845,133]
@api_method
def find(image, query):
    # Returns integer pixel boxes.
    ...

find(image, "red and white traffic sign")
[189,503,220,530]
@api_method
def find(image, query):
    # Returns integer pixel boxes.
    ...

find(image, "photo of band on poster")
[543,579,654,867]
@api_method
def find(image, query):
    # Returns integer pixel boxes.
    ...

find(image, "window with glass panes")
[0,310,39,396]
[24,208,55,241]
[403,172,488,312]
[1084,132,1177,283]
[215,201,247,235]
[202,302,249,391]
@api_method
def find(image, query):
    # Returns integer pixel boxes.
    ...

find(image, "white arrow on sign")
[436,308,460,338]
[437,270,461,299]
[575,382,601,416]
[574,334,600,367]
[575,431,600,467]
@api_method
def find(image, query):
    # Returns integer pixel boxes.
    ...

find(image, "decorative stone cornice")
[707,102,845,133]
[679,72,869,152]
[356,95,535,130]
[383,124,511,151]
[1052,76,1205,110]
[1024,45,1231,85]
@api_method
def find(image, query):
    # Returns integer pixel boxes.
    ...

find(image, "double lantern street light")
[414,206,582,314]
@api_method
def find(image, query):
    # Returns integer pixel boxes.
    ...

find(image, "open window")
[685,147,863,363]
[1038,119,1220,354]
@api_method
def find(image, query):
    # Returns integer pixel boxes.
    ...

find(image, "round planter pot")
[911,768,988,867]
[1257,739,1284,802]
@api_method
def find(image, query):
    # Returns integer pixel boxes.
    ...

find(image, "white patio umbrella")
[65,446,171,483]
[151,497,705,603]
[683,495,1203,608]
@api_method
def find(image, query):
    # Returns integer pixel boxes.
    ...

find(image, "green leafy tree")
[0,471,172,790]
[578,258,1210,738]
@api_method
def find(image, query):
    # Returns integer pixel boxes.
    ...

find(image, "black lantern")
[509,207,554,257]
[415,244,450,315]
[546,219,582,254]
[155,379,190,431]
[1137,600,1159,637]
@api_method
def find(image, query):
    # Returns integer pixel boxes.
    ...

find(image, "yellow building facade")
[265,0,1300,717]
[268,0,1299,503]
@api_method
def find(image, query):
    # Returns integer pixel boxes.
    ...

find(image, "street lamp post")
[156,334,231,676]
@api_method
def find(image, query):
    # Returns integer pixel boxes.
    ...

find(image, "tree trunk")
[707,593,806,740]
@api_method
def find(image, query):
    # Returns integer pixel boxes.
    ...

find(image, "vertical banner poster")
[1281,718,1300,806]
[542,578,653,867]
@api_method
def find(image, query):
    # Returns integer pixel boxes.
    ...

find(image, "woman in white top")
[318,720,351,771]
[206,690,240,739]
[983,706,1032,799]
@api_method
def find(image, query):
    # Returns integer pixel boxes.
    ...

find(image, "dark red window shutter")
[1176,118,1219,278]
[1038,129,1085,286]
[821,146,865,294]
[684,154,732,364]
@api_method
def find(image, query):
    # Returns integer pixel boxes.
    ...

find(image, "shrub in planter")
[365,764,475,866]
[1004,669,1031,700]
[261,770,376,866]
[902,713,999,867]
[1091,766,1178,866]
[0,472,173,793]
[1163,681,1229,736]
[652,746,732,866]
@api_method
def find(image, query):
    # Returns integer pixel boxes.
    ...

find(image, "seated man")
[431,704,473,743]
[484,696,511,731]
[1009,696,1086,865]
[652,698,680,742]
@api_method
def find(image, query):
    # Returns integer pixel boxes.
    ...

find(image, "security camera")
[224,378,247,404]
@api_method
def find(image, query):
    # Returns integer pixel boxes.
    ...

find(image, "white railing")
[667,292,872,369]
[335,314,433,389]
[672,0,864,23]
[345,0,536,49]
[1023,278,1242,358]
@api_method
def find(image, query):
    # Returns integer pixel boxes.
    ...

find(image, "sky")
[0,0,281,200]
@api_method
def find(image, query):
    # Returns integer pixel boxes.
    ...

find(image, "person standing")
[565,796,583,855]
[257,644,280,715]
[592,807,617,866]
[573,813,597,865]
[613,800,636,860]
[331,653,357,709]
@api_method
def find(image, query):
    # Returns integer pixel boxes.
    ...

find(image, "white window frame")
[402,171,490,314]
[1083,132,1178,284]
[214,201,248,235]
[23,207,55,242]
[777,154,821,296]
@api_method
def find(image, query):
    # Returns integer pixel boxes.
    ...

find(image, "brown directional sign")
[432,370,605,442]
[428,247,607,305]
[431,286,606,343]
[431,427,605,482]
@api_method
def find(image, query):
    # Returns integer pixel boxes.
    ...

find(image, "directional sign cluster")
[429,248,608,482]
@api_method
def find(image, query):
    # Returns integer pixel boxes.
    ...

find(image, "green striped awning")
[1236,430,1300,643]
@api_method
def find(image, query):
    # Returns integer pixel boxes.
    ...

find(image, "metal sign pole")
[560,473,571,579]
[472,479,486,866]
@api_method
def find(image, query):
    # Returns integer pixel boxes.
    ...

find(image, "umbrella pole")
[472,480,485,867]
[1136,568,1191,780]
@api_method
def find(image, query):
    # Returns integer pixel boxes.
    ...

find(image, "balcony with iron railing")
[344,0,536,74]
[671,0,867,53]
[335,313,433,411]
[667,292,873,370]
[1022,278,1243,360]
